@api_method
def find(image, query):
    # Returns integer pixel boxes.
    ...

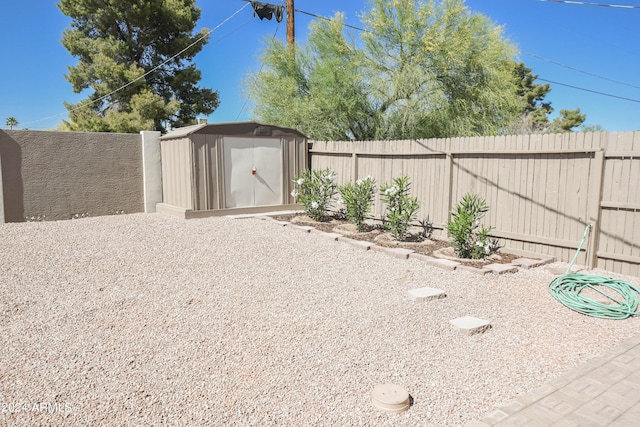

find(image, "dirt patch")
[275,213,521,267]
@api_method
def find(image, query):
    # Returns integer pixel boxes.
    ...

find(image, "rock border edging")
[257,216,555,274]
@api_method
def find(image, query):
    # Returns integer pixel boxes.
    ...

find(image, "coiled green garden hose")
[548,225,640,320]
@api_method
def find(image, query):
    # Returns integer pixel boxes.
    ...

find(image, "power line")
[522,50,640,90]
[539,0,640,9]
[22,2,251,128]
[537,78,640,103]
[294,9,369,33]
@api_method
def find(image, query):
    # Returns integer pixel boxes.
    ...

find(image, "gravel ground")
[1,213,639,426]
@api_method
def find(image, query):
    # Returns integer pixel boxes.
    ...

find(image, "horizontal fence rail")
[309,131,640,277]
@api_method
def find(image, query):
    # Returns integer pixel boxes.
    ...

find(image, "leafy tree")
[58,0,219,133]
[5,117,18,129]
[248,0,522,140]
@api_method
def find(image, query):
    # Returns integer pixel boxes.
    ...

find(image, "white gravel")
[1,213,639,426]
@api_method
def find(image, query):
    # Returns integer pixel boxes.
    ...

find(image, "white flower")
[291,190,298,198]
[356,179,363,186]
[311,201,319,209]
[296,178,304,185]
[366,175,373,181]
[476,241,484,247]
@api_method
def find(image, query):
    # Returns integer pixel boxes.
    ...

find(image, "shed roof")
[160,121,307,140]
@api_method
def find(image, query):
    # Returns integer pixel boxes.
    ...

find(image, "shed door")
[223,137,282,208]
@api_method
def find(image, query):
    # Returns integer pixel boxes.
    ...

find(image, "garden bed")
[274,213,521,269]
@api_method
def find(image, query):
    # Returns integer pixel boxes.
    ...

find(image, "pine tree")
[59,0,219,132]
[513,62,586,133]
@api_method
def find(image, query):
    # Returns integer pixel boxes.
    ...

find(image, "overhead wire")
[294,9,369,33]
[539,0,640,9]
[521,50,640,90]
[537,78,640,103]
[22,2,251,128]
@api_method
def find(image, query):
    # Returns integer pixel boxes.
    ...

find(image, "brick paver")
[468,335,640,426]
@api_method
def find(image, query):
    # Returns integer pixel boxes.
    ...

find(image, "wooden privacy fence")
[309,131,640,277]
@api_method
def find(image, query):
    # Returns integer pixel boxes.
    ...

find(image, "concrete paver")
[451,316,492,335]
[407,286,446,302]
[468,335,640,426]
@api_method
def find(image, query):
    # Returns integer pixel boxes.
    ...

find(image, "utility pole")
[286,0,295,47]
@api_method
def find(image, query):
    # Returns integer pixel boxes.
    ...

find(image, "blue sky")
[1,0,639,132]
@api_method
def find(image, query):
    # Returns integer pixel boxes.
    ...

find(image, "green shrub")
[380,176,420,241]
[446,193,499,259]
[291,168,337,221]
[339,176,376,232]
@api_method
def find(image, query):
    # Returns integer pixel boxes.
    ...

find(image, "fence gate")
[223,137,282,208]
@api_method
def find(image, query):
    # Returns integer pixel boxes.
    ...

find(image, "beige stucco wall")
[141,131,163,213]
[0,130,144,222]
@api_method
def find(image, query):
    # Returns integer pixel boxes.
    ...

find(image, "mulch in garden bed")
[273,213,520,268]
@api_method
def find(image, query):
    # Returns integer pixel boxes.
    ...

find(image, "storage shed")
[156,122,307,218]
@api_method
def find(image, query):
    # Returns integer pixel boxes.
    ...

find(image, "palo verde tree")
[248,0,522,140]
[58,0,219,133]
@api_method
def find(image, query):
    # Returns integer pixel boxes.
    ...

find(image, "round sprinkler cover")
[371,383,410,413]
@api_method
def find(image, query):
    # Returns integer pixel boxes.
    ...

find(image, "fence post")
[587,149,605,269]
[141,131,163,213]
[443,152,454,230]
[352,144,358,182]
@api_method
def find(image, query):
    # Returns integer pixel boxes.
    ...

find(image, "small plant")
[380,176,420,241]
[333,205,348,221]
[417,216,434,241]
[339,176,376,232]
[290,168,338,221]
[446,193,498,259]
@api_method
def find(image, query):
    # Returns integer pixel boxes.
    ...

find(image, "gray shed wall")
[159,123,308,215]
